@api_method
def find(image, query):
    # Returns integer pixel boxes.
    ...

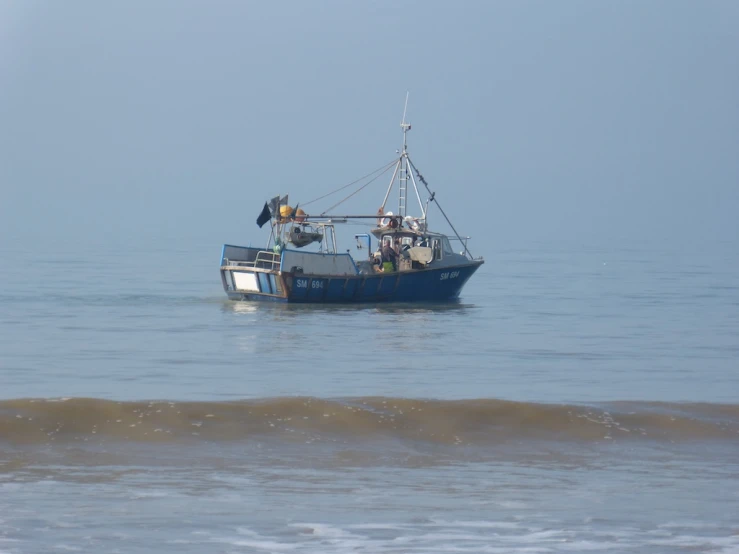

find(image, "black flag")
[256,202,271,228]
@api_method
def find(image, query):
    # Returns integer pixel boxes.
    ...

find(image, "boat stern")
[220,244,287,301]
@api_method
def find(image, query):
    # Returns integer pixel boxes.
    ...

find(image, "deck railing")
[223,250,280,271]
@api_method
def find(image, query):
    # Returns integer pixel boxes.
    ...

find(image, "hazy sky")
[1,0,737,255]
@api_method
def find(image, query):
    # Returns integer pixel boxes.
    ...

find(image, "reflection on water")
[220,298,478,355]
[226,301,259,315]
[221,298,477,317]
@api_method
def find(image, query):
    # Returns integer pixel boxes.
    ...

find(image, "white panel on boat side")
[281,251,357,275]
[232,271,260,292]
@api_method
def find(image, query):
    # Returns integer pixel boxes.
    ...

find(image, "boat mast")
[381,92,426,223]
[398,92,411,218]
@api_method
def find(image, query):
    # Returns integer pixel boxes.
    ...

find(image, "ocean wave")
[1,397,737,445]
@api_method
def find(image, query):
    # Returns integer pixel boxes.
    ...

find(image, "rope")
[319,162,397,215]
[301,159,398,208]
[408,158,475,259]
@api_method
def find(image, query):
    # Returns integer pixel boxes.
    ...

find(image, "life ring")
[380,210,393,227]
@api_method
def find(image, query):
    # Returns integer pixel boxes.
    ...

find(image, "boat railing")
[223,250,281,271]
[448,236,483,260]
[446,236,472,256]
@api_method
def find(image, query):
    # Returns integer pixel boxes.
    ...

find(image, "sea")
[1,237,738,554]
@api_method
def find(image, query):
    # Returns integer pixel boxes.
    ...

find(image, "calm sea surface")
[1,238,738,553]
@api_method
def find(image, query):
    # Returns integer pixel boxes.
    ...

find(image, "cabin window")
[442,236,455,255]
[431,239,442,260]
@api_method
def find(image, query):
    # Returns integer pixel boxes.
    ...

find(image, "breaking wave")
[1,397,737,445]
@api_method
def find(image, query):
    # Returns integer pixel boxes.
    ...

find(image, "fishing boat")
[219,104,484,303]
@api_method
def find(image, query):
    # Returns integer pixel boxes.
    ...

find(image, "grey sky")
[1,1,737,254]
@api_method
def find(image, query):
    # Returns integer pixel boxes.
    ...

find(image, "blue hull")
[224,262,482,304]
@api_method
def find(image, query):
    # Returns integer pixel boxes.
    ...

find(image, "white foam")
[648,534,739,552]
[219,538,298,551]
[648,534,726,547]
[658,520,721,530]
[290,523,360,539]
[514,529,568,541]
[429,519,523,530]
[556,540,630,551]
[717,542,739,554]
[415,531,504,541]
[345,523,414,531]
[198,521,739,554]
[235,527,261,537]
[128,489,170,499]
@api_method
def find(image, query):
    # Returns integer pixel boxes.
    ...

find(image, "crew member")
[381,241,398,272]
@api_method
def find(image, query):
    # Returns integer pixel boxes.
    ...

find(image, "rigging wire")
[301,159,398,208]
[408,158,475,259]
[319,162,397,215]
